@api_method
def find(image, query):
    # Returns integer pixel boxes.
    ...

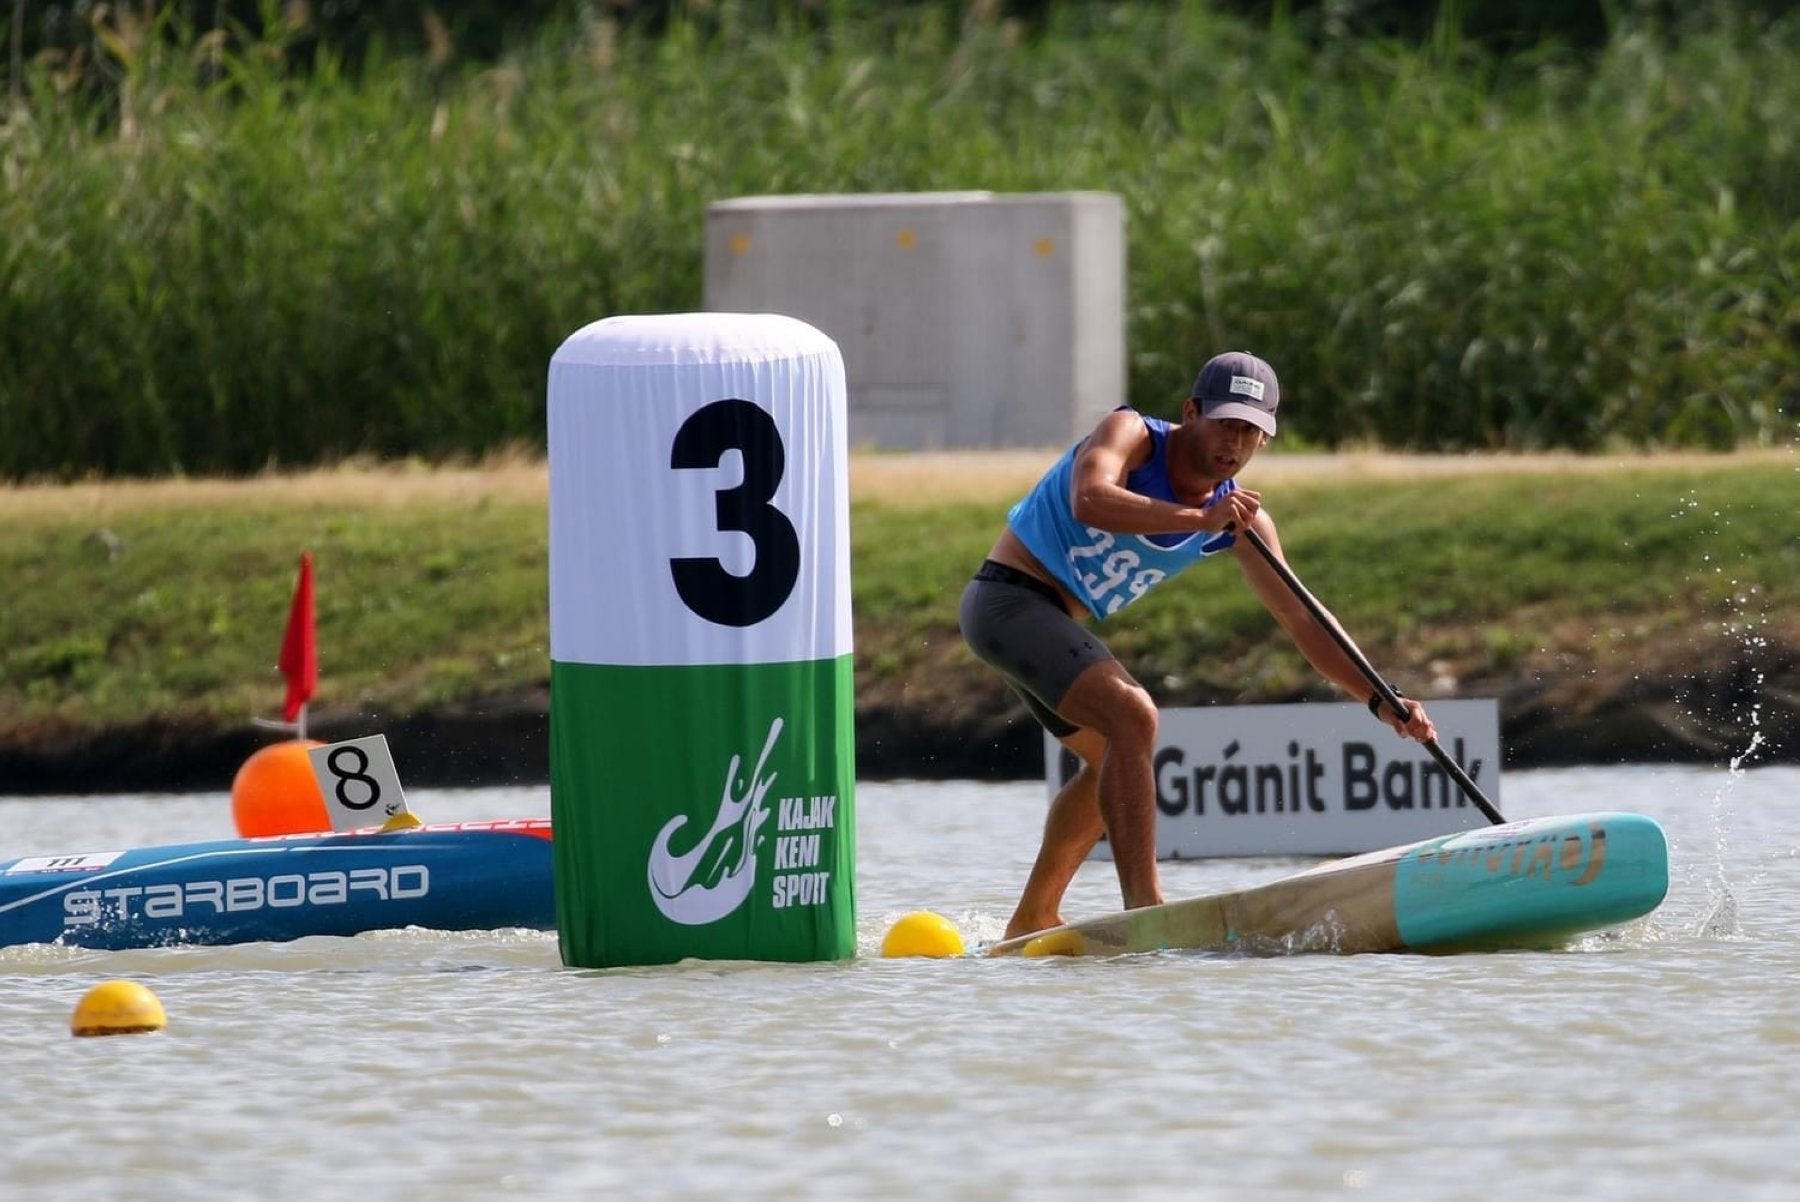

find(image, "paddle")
[1238,525,1508,825]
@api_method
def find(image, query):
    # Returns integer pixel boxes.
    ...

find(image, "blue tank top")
[1007,411,1239,619]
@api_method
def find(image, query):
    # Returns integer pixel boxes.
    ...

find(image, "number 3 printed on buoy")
[669,398,801,628]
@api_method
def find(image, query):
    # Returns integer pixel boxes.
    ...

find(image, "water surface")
[2,765,1793,1201]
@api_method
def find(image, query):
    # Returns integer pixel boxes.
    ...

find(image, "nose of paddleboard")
[1394,811,1669,950]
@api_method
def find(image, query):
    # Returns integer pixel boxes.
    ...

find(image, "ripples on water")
[2,765,1794,1201]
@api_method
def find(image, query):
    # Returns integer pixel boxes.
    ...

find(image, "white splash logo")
[646,718,782,926]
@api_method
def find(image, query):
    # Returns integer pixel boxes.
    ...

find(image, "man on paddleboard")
[959,351,1441,939]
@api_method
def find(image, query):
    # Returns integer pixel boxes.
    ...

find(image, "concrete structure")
[704,192,1124,450]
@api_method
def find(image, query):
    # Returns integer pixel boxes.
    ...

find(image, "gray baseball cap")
[1191,351,1279,436]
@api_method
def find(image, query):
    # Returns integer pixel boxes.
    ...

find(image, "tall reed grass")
[0,1,1793,478]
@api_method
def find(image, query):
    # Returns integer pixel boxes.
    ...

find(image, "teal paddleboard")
[989,812,1670,958]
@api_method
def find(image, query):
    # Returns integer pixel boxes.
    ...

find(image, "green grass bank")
[1,3,1795,479]
[1,452,1792,792]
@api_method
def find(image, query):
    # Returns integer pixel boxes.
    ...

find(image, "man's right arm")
[1067,412,1256,535]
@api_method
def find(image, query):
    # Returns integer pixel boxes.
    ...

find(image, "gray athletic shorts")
[958,561,1115,738]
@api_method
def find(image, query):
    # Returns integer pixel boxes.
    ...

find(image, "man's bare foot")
[1003,912,1067,940]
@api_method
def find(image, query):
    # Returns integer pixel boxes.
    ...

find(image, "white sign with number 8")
[307,734,411,832]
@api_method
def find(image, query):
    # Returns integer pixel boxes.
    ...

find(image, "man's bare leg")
[1003,660,1163,935]
[1004,728,1108,939]
[1051,660,1163,911]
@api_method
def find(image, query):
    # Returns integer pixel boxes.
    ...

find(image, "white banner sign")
[1046,700,1501,858]
[308,734,412,832]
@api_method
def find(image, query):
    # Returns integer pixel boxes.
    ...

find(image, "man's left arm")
[1232,511,1438,743]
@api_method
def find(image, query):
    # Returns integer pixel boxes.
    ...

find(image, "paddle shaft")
[1240,526,1507,825]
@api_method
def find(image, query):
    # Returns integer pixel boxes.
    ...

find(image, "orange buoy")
[230,739,329,836]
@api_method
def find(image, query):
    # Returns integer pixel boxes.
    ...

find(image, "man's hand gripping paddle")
[1238,525,1507,825]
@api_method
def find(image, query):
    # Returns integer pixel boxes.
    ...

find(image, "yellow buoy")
[230,739,328,837]
[1020,928,1085,957]
[71,979,167,1038]
[881,911,965,958]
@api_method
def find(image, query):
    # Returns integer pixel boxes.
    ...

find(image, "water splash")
[1666,482,1777,940]
[1695,885,1739,939]
[1686,717,1772,940]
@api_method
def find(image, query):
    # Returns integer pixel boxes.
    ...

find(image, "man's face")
[1182,400,1268,478]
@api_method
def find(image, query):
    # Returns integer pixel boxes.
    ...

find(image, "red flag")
[278,552,317,723]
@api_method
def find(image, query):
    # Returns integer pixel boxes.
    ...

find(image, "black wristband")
[1368,687,1405,718]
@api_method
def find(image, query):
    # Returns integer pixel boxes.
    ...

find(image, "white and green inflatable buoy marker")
[547,313,857,968]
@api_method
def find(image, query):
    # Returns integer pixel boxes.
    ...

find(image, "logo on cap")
[1228,376,1265,401]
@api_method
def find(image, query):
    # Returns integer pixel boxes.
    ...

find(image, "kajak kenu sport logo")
[646,718,783,926]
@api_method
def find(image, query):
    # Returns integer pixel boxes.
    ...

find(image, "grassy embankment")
[2,4,1794,478]
[1,452,1793,753]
